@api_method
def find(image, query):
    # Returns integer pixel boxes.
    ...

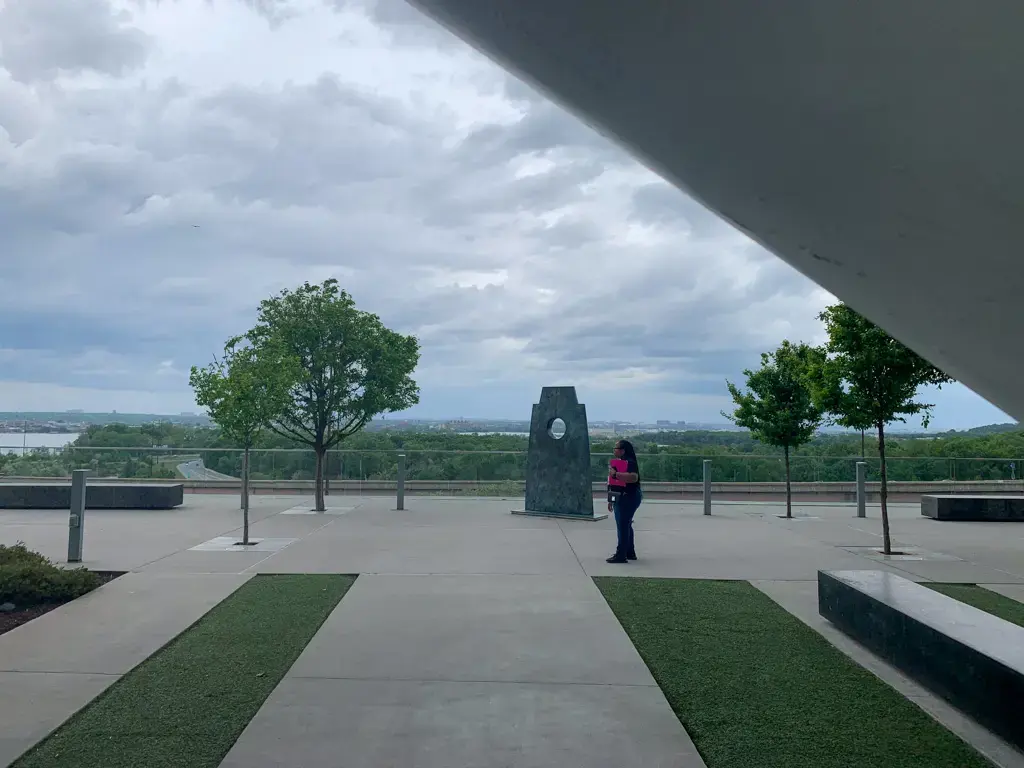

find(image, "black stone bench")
[819,570,1024,749]
[922,494,1024,521]
[0,482,184,510]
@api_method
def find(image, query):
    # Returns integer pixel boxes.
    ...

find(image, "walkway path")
[3,494,1024,765]
[221,572,703,767]
[0,572,250,766]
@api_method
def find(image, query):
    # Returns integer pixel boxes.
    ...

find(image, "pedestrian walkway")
[2,494,1024,766]
[0,572,250,766]
[221,573,703,767]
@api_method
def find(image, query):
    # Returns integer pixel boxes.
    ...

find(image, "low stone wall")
[922,494,1024,521]
[0,482,184,509]
[819,569,1024,750]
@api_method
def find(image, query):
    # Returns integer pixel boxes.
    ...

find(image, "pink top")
[608,458,628,487]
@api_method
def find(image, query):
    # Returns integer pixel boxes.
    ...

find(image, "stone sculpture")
[513,386,606,521]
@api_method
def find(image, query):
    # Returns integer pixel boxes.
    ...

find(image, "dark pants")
[614,491,641,558]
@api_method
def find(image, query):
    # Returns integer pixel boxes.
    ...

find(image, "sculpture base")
[511,509,608,521]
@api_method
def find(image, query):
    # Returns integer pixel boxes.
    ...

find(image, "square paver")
[219,678,705,768]
[288,574,654,686]
[281,504,354,516]
[189,536,297,553]
[841,545,963,562]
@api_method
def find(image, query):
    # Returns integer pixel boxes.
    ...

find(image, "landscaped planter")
[0,544,124,637]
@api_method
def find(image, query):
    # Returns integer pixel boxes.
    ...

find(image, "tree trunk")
[878,421,892,555]
[784,445,792,518]
[242,446,250,545]
[314,445,326,512]
[861,429,866,461]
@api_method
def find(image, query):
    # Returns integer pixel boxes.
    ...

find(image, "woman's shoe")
[606,555,629,564]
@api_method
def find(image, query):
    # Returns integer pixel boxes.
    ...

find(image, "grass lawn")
[14,574,355,768]
[596,577,993,768]
[925,583,1024,627]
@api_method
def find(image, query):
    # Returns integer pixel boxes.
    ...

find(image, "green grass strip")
[14,574,355,768]
[595,577,992,768]
[925,583,1024,627]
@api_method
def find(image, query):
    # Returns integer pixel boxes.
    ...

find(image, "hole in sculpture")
[548,418,566,440]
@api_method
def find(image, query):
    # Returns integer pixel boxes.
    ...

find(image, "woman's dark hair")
[616,439,638,463]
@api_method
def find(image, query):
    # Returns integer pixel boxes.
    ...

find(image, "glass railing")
[0,446,1021,485]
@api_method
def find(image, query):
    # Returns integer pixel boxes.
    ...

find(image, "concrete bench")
[819,570,1024,749]
[0,482,184,510]
[922,494,1024,521]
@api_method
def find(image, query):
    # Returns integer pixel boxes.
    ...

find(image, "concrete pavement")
[0,572,250,766]
[220,573,703,768]
[2,494,1024,765]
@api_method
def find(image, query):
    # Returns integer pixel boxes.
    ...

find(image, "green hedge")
[0,543,101,606]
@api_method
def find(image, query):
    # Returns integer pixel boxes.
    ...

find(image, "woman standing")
[607,439,642,563]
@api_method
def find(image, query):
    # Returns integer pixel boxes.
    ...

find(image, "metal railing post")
[396,453,406,510]
[856,461,867,518]
[703,459,712,516]
[67,469,90,563]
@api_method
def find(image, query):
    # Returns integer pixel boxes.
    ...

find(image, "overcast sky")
[0,0,1012,428]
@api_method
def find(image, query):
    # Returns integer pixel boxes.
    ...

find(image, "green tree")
[725,341,825,518]
[811,303,954,554]
[189,337,293,543]
[247,280,420,511]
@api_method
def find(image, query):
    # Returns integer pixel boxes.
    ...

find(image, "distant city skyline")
[0,379,1014,433]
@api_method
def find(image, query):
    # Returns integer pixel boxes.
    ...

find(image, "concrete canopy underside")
[409,0,1024,420]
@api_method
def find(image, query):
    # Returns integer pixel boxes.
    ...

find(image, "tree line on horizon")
[3,418,1024,485]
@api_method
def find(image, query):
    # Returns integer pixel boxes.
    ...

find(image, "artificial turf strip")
[925,583,1024,627]
[595,577,993,768]
[13,574,355,768]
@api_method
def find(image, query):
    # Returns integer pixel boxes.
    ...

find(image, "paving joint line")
[556,519,588,575]
[0,668,123,676]
[287,674,657,688]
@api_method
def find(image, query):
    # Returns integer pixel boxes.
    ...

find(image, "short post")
[856,461,867,518]
[396,453,406,511]
[67,469,89,563]
[702,459,712,516]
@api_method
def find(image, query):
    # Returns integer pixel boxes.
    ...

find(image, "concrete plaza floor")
[2,494,1024,766]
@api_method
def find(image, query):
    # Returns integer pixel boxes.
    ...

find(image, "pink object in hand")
[609,458,628,487]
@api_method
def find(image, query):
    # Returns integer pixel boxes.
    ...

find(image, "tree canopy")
[725,340,824,517]
[811,303,954,552]
[189,336,294,542]
[811,304,953,432]
[246,279,420,510]
[726,341,824,451]
[189,336,293,450]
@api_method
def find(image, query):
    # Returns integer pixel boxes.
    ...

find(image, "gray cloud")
[0,0,152,83]
[0,0,845,421]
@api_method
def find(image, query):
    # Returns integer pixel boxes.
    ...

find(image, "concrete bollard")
[67,470,90,563]
[396,453,406,511]
[703,459,712,516]
[856,461,867,518]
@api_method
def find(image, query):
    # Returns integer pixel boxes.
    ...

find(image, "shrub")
[0,543,101,606]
